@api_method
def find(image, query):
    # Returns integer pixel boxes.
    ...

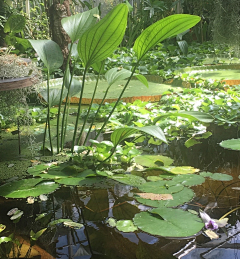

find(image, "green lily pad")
[0,179,59,198]
[172,174,205,187]
[27,164,50,175]
[146,176,163,181]
[209,173,233,181]
[133,208,204,237]
[159,166,200,175]
[134,155,174,168]
[136,187,195,208]
[220,138,240,151]
[55,177,86,185]
[199,171,213,177]
[116,220,138,232]
[138,180,184,194]
[110,174,146,186]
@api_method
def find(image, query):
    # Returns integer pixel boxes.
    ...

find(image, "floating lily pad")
[27,164,50,175]
[136,193,173,201]
[134,155,174,168]
[199,171,213,177]
[159,166,200,175]
[138,180,184,194]
[172,174,205,186]
[209,173,233,181]
[146,176,163,181]
[110,174,146,186]
[116,220,138,232]
[133,208,203,237]
[136,187,195,208]
[0,179,59,198]
[220,138,240,151]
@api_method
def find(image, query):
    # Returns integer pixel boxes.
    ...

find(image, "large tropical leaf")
[29,40,63,74]
[40,88,67,107]
[111,125,167,146]
[153,111,213,124]
[4,14,26,33]
[61,7,99,42]
[77,3,128,67]
[133,14,200,61]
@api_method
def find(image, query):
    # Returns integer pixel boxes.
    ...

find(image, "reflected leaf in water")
[116,220,138,232]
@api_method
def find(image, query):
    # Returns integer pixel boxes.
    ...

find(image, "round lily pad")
[116,220,138,232]
[133,208,204,237]
[172,174,205,186]
[220,138,240,151]
[134,155,174,168]
[110,174,146,186]
[159,166,200,175]
[136,187,195,208]
[199,171,213,177]
[209,173,233,181]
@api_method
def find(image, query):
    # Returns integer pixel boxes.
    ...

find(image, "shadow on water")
[1,124,240,258]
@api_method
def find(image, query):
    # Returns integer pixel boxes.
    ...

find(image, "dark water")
[1,124,240,258]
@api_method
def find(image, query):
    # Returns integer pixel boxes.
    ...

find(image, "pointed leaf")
[133,14,200,60]
[105,68,132,86]
[177,40,188,56]
[77,4,128,67]
[134,74,149,88]
[220,138,240,151]
[40,88,67,107]
[29,40,63,73]
[61,7,99,42]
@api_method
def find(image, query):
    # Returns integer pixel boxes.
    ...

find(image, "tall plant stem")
[78,68,103,145]
[56,42,73,153]
[71,67,88,153]
[94,65,138,140]
[47,70,53,154]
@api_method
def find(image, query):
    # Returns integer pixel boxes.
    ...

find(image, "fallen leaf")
[8,164,14,168]
[204,229,219,239]
[136,193,173,201]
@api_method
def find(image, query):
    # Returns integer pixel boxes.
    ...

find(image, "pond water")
[1,125,240,259]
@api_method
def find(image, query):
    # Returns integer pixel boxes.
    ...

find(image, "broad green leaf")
[177,40,188,56]
[116,220,138,232]
[0,179,59,198]
[105,68,132,86]
[133,208,204,237]
[134,155,173,168]
[209,173,233,181]
[92,60,105,73]
[134,74,149,88]
[200,171,213,177]
[61,7,99,42]
[159,166,200,175]
[64,69,82,97]
[78,4,128,67]
[40,88,67,107]
[29,40,63,74]
[136,187,194,208]
[185,138,201,148]
[111,126,167,146]
[220,138,240,151]
[133,14,200,61]
[154,111,213,124]
[138,180,184,194]
[172,174,205,186]
[110,174,146,186]
[0,237,12,244]
[15,37,32,50]
[4,14,26,33]
[27,164,50,175]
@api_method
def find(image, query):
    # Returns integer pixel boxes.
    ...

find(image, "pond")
[0,125,240,259]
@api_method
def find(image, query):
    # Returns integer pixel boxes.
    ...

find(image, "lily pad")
[138,180,183,194]
[172,174,205,186]
[133,208,204,237]
[0,179,59,198]
[116,220,138,232]
[110,174,146,186]
[199,171,213,177]
[134,155,174,168]
[220,138,240,151]
[136,187,195,208]
[159,166,200,175]
[209,173,233,181]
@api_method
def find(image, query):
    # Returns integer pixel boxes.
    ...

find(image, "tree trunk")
[49,0,71,70]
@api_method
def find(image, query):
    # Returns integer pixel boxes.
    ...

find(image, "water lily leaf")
[200,171,213,177]
[29,40,63,74]
[110,174,146,186]
[220,138,240,151]
[49,219,72,227]
[136,193,173,201]
[116,220,138,232]
[55,177,86,185]
[78,4,128,67]
[134,155,173,168]
[172,174,205,187]
[27,164,50,175]
[63,221,84,229]
[133,14,200,61]
[136,187,194,208]
[146,176,163,181]
[107,218,117,227]
[133,208,204,237]
[61,7,99,42]
[138,180,184,194]
[0,179,59,198]
[209,173,233,181]
[159,166,200,175]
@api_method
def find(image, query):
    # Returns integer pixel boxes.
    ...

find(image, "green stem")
[47,70,53,154]
[63,98,71,144]
[71,67,88,153]
[56,42,73,153]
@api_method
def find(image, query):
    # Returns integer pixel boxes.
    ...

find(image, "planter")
[0,76,37,92]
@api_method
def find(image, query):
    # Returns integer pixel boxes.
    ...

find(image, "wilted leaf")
[136,193,173,201]
[204,229,219,240]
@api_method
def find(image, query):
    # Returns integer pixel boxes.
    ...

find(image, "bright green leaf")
[220,138,240,151]
[116,220,138,232]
